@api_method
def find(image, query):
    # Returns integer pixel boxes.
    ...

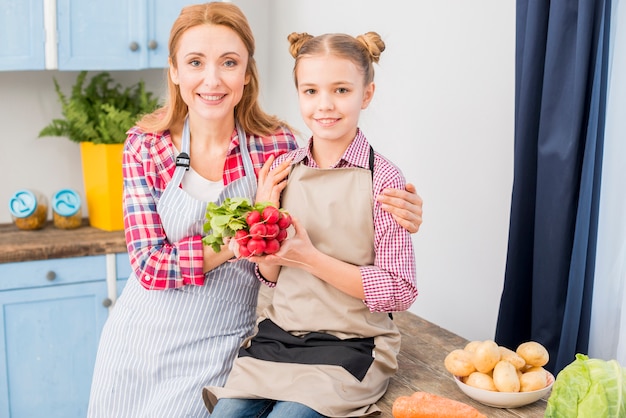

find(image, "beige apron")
[204,161,400,417]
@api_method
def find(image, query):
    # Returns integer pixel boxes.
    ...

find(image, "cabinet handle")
[45,271,56,281]
[129,41,139,52]
[148,40,158,50]
[102,298,113,308]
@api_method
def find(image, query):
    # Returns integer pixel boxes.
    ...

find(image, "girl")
[204,31,418,418]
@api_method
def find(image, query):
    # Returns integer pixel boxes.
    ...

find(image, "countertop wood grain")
[0,219,126,263]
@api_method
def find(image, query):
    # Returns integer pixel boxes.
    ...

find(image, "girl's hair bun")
[287,32,314,58]
[356,31,386,63]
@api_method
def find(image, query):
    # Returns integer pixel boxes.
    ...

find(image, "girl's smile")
[296,54,374,152]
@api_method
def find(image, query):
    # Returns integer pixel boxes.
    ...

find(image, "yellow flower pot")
[80,142,124,231]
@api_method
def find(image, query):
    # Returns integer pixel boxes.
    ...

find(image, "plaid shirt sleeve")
[123,129,205,290]
[360,152,418,313]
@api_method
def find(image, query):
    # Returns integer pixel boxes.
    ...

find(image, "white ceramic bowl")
[453,373,554,408]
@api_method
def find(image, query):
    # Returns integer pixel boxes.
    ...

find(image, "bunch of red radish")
[234,205,292,256]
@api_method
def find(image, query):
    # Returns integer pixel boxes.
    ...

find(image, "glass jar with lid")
[52,189,83,229]
[8,189,48,230]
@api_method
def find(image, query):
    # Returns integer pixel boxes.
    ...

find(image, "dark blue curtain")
[495,0,611,374]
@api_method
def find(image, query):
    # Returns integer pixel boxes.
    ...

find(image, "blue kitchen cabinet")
[56,0,190,70]
[115,252,131,297]
[0,0,46,70]
[0,254,126,418]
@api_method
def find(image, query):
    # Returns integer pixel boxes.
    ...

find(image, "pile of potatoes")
[444,340,550,393]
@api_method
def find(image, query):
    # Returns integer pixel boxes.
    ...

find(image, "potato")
[472,340,501,373]
[520,370,547,392]
[516,341,549,367]
[464,340,482,353]
[444,349,476,377]
[498,346,526,370]
[524,365,546,374]
[492,360,520,392]
[465,372,497,391]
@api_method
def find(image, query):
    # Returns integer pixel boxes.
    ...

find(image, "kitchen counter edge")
[0,219,126,263]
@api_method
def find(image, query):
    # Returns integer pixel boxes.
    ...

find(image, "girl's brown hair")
[137,2,287,136]
[287,31,386,86]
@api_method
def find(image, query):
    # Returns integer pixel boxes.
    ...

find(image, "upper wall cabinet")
[0,0,46,70]
[56,0,189,70]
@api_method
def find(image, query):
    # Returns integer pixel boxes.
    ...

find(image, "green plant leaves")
[38,71,159,144]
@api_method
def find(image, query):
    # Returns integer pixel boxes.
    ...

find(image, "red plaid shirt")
[123,125,298,290]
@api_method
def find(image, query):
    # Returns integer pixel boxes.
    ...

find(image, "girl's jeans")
[210,398,326,418]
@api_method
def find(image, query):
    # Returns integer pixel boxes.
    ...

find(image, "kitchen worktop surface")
[0,219,126,263]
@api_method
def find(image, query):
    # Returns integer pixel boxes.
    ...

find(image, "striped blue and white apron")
[88,120,259,418]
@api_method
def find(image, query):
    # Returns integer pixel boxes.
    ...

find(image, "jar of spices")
[52,189,83,230]
[8,189,48,230]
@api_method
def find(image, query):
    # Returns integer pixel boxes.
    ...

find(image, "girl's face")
[170,24,250,124]
[296,54,374,147]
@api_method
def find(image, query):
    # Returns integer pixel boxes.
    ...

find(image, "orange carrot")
[392,391,487,418]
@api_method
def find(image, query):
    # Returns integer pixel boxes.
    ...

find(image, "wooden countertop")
[0,219,126,263]
[257,287,549,417]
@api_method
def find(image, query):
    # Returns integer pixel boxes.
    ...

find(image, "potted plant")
[39,71,158,231]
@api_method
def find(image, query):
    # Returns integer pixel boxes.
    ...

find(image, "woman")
[87,4,423,418]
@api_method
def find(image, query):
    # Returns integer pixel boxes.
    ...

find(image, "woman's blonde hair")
[137,2,287,136]
[287,31,386,86]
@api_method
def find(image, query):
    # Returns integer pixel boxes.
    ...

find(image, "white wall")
[0,69,167,221]
[0,0,515,343]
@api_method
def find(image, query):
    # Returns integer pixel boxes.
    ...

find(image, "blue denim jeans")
[210,398,326,418]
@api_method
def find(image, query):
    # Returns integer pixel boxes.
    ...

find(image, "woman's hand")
[202,240,235,273]
[255,155,292,206]
[377,183,423,234]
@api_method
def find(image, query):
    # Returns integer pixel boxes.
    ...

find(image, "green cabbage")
[545,353,626,417]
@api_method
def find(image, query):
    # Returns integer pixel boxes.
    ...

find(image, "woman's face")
[170,24,250,124]
[296,54,374,147]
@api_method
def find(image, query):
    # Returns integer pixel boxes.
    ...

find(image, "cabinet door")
[115,252,131,298]
[0,0,45,70]
[56,0,143,70]
[146,0,190,68]
[56,0,189,70]
[0,282,109,418]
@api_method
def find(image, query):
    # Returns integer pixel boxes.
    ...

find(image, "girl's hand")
[255,155,292,206]
[249,217,314,269]
[377,183,423,234]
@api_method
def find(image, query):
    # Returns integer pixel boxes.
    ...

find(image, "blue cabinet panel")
[0,281,108,418]
[115,252,132,279]
[56,0,140,70]
[56,0,190,70]
[115,252,131,297]
[0,255,106,292]
[145,0,190,68]
[0,0,45,70]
